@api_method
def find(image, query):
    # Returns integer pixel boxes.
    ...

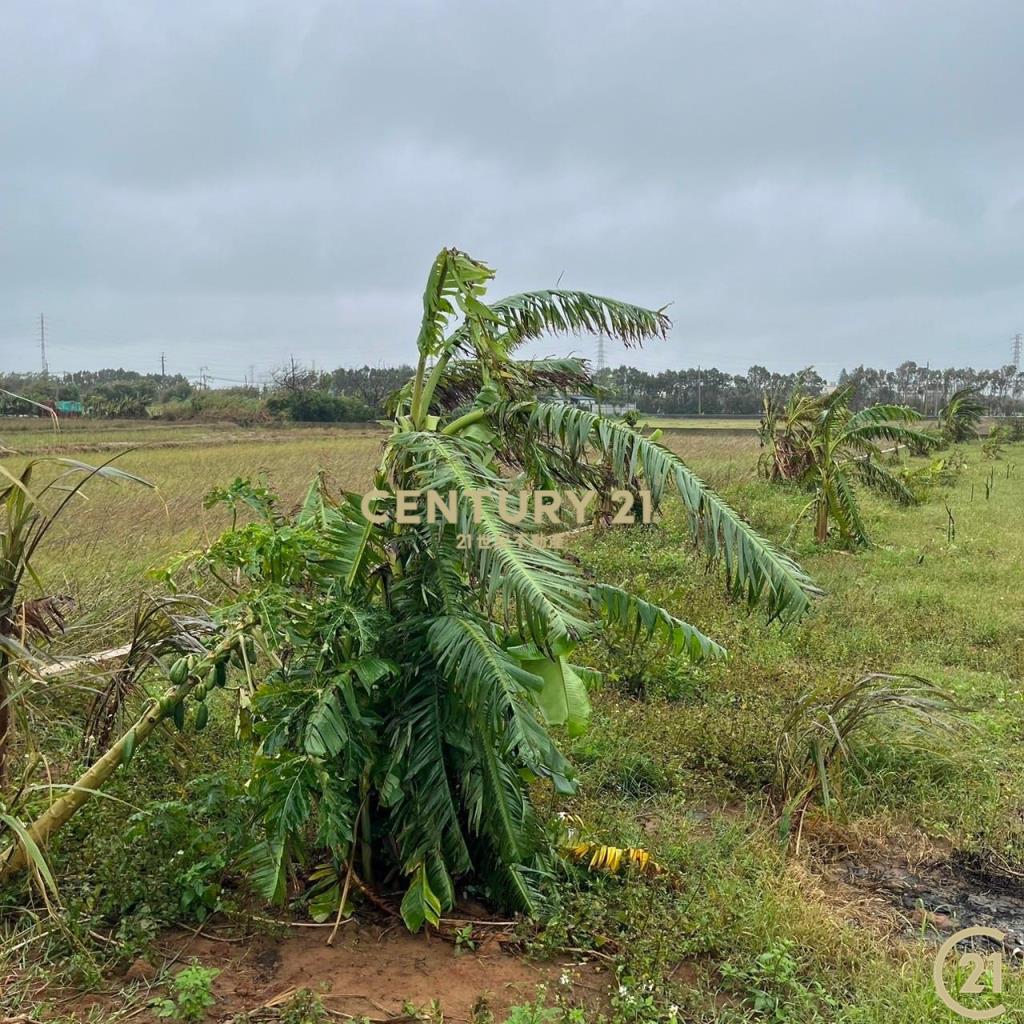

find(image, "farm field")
[640,416,760,431]
[2,420,1024,1021]
[0,418,382,457]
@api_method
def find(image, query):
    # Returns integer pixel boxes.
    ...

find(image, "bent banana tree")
[761,383,938,546]
[1,250,819,929]
[208,249,818,929]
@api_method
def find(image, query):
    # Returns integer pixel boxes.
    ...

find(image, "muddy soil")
[50,921,605,1023]
[828,848,1024,954]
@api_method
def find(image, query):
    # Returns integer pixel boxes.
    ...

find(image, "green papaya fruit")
[168,657,189,685]
[194,702,209,731]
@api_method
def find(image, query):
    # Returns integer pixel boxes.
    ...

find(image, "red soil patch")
[40,921,607,1022]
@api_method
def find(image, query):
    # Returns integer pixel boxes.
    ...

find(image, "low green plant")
[154,963,220,1022]
[502,990,560,1024]
[720,939,837,1023]
[279,988,331,1024]
[454,923,477,952]
[981,425,1009,460]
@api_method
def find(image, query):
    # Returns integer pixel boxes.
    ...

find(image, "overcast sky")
[1,1,1022,383]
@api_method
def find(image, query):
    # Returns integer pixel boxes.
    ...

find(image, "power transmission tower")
[39,313,48,376]
[1013,334,1022,369]
[594,336,608,416]
[160,352,166,378]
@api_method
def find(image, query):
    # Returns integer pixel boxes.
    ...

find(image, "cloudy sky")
[2,1,1022,383]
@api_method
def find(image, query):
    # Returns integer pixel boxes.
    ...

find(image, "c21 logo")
[932,926,1006,1021]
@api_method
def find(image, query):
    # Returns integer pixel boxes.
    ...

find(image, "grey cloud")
[1,0,1022,379]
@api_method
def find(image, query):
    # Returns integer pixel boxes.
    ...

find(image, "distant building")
[567,395,637,415]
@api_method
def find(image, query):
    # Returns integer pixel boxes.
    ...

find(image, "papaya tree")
[2,250,819,929]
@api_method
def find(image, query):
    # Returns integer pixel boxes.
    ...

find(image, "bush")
[265,389,372,422]
[151,391,271,425]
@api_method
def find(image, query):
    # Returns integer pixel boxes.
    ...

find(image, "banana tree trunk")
[0,673,198,881]
[814,495,829,543]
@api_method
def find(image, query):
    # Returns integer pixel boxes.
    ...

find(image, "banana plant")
[1,250,820,929]
[938,386,986,443]
[762,383,938,546]
[195,249,819,930]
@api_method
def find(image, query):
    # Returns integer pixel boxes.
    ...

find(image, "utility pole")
[39,313,48,376]
[697,365,703,416]
[1012,334,1022,369]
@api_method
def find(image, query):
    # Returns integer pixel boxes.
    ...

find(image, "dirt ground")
[45,920,607,1023]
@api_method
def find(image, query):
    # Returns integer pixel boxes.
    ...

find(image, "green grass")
[1,427,383,651]
[641,416,760,432]
[557,438,1024,1019]
[2,422,1023,1021]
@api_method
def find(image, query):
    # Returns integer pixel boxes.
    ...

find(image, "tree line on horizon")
[1,359,1022,422]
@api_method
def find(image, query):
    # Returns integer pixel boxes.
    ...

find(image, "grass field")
[2,420,1022,1021]
[640,416,761,431]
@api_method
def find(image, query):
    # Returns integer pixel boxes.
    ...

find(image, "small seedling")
[154,963,220,1022]
[280,988,330,1024]
[454,924,477,953]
